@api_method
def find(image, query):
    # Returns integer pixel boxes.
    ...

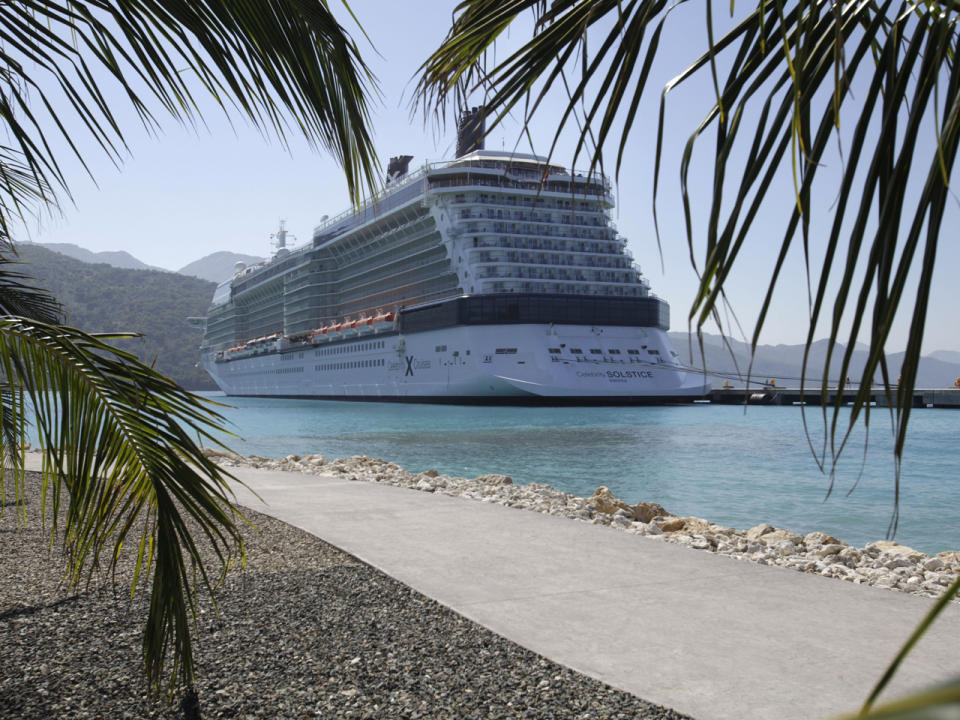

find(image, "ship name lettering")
[606,370,653,379]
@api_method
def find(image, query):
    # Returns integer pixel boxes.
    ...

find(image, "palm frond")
[0,249,62,323]
[416,0,959,502]
[0,317,244,694]
[417,2,960,714]
[0,0,380,227]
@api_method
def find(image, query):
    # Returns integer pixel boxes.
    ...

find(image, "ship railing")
[312,158,615,238]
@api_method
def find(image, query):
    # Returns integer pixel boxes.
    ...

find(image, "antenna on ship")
[270,220,295,257]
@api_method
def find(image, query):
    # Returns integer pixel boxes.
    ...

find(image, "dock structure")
[705,386,960,408]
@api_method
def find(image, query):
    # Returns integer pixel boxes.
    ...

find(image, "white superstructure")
[195,114,708,403]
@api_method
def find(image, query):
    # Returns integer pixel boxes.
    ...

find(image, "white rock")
[815,544,845,558]
[881,555,916,570]
[804,531,842,547]
[745,523,776,541]
[690,536,712,551]
[772,541,797,557]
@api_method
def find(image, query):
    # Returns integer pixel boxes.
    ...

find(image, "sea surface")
[198,393,960,556]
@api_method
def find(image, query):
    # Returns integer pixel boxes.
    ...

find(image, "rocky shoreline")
[206,450,960,601]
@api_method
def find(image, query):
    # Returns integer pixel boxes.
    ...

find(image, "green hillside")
[15,244,217,390]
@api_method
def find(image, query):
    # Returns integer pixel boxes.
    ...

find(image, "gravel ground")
[1,472,691,720]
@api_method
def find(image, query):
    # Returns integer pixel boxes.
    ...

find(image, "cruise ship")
[193,109,708,403]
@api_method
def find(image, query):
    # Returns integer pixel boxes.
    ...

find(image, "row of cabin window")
[315,340,385,357]
[548,347,660,356]
[315,358,385,371]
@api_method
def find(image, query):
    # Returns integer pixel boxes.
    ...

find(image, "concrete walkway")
[217,466,960,720]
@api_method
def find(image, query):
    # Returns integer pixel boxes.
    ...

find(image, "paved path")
[218,466,960,720]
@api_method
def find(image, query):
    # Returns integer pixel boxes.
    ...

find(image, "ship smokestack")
[456,106,486,157]
[386,155,413,184]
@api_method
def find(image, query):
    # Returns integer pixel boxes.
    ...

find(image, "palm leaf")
[0,317,244,694]
[418,0,959,531]
[0,0,384,702]
[0,0,380,229]
[416,1,960,714]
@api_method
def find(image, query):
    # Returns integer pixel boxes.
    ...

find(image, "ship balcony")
[468,242,627,261]
[471,254,633,270]
[465,233,621,254]
[474,265,640,284]
[481,279,644,296]
[441,187,614,208]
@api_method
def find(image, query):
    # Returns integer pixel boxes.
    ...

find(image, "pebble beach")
[2,471,691,719]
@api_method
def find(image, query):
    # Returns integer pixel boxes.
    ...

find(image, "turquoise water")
[200,394,960,555]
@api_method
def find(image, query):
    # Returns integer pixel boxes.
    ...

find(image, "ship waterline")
[195,112,708,402]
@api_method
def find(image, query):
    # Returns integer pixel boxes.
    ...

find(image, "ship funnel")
[386,155,413,184]
[456,106,486,157]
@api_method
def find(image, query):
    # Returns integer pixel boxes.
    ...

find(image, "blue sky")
[15,1,960,353]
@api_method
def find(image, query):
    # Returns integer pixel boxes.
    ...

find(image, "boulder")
[866,541,927,562]
[745,523,776,541]
[771,540,798,557]
[589,486,630,516]
[837,547,863,566]
[477,473,513,486]
[629,501,672,523]
[657,517,688,533]
[690,536,712,551]
[814,544,845,558]
[936,551,960,566]
[804,531,842,547]
[760,529,804,546]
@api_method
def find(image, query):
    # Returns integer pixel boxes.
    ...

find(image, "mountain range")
[178,251,266,283]
[12,241,960,391]
[22,241,264,283]
[22,241,163,271]
[668,332,960,388]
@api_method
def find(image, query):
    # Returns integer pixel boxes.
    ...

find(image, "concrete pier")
[706,386,960,408]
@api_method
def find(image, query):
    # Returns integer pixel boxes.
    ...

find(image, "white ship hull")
[203,323,708,403]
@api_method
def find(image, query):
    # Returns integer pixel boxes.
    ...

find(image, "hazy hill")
[178,251,265,283]
[669,332,960,388]
[23,241,159,271]
[930,349,960,364]
[17,245,216,390]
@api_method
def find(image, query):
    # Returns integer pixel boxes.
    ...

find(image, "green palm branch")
[0,0,380,699]
[0,317,244,693]
[416,0,957,503]
[417,1,960,715]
